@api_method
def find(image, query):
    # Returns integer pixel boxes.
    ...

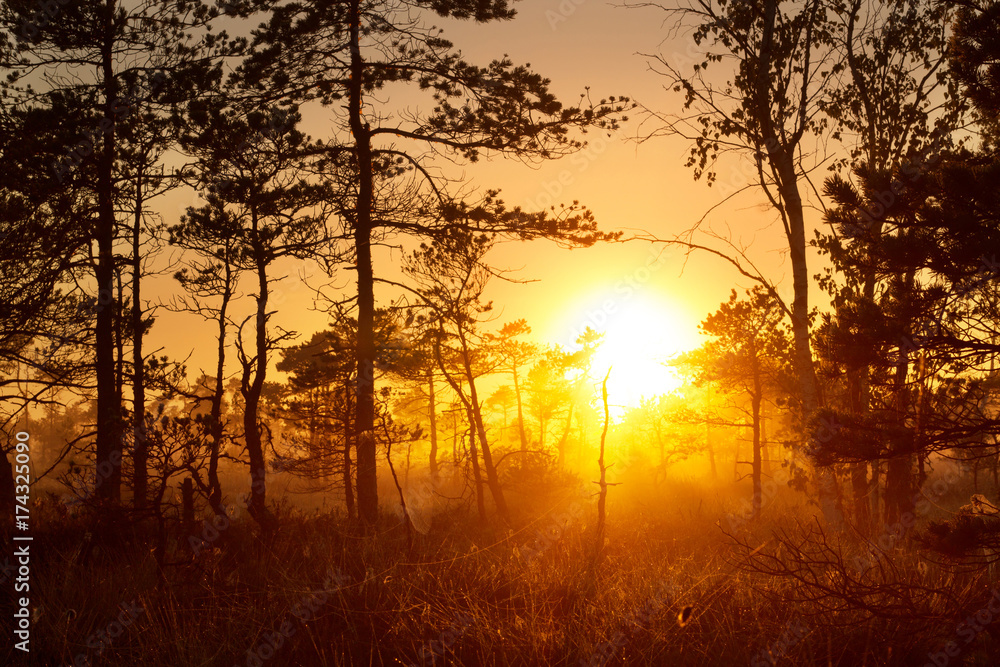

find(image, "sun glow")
[561,292,699,415]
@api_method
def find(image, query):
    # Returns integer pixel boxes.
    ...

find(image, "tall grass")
[8,475,999,666]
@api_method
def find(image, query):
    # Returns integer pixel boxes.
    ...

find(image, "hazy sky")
[148,0,817,408]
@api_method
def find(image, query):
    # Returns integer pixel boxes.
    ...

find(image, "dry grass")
[8,476,1000,666]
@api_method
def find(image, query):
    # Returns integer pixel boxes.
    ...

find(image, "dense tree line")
[0,0,626,535]
[0,0,998,577]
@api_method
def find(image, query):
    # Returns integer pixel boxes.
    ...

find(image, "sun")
[560,292,699,415]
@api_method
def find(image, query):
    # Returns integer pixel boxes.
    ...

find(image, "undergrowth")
[4,478,999,666]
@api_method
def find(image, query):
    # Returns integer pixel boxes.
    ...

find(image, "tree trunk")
[207,258,233,520]
[885,274,916,525]
[885,454,914,524]
[884,354,914,525]
[242,220,273,531]
[760,401,772,475]
[847,369,871,532]
[342,381,355,521]
[115,269,125,443]
[435,332,508,524]
[456,331,509,523]
[850,229,884,532]
[94,0,121,504]
[349,0,378,528]
[733,432,741,482]
[594,372,612,567]
[466,370,509,524]
[132,174,147,511]
[752,0,841,527]
[450,410,459,466]
[779,162,842,527]
[466,406,486,524]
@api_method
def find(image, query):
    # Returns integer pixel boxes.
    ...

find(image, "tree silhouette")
[949,0,1000,148]
[813,0,967,530]
[169,204,244,519]
[404,229,509,524]
[554,328,602,469]
[178,101,334,529]
[637,0,846,523]
[619,394,704,483]
[239,0,628,526]
[525,347,566,455]
[275,327,356,516]
[687,287,792,518]
[813,1,1000,527]
[274,310,405,522]
[1,0,232,509]
[489,320,538,468]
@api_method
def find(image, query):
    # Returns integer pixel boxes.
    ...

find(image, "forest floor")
[7,472,1000,666]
